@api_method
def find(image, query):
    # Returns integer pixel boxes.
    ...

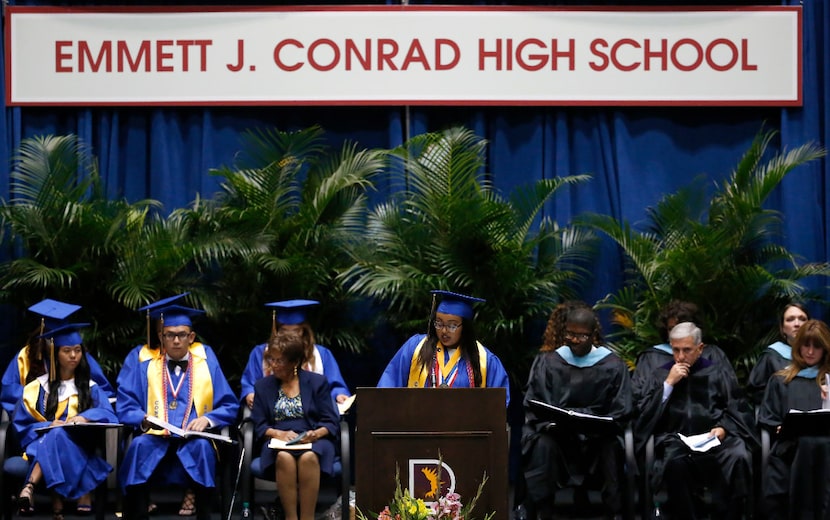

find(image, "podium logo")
[408,459,456,502]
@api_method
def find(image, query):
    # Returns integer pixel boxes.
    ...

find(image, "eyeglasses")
[434,321,462,333]
[265,357,289,366]
[564,330,591,342]
[162,331,191,341]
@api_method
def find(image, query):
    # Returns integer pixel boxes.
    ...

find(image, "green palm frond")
[342,126,596,384]
[584,128,827,366]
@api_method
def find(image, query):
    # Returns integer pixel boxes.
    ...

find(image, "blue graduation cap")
[265,299,319,326]
[137,293,205,328]
[28,299,82,333]
[39,321,90,348]
[431,290,485,321]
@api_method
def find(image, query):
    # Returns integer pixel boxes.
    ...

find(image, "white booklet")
[145,415,234,444]
[268,437,313,450]
[338,394,356,415]
[678,432,721,452]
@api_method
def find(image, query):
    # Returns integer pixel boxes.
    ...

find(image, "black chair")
[238,406,351,520]
[643,434,755,519]
[0,409,118,520]
[515,422,638,520]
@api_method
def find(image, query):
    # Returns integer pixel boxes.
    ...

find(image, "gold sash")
[145,342,214,434]
[16,346,29,384]
[22,379,77,422]
[406,337,488,388]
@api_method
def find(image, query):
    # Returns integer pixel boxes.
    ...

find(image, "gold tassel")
[271,310,277,337]
[159,313,165,356]
[145,310,151,349]
[48,338,55,382]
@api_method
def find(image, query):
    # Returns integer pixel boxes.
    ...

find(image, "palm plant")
[340,127,596,384]
[581,129,829,372]
[0,134,165,373]
[0,134,266,376]
[202,125,387,359]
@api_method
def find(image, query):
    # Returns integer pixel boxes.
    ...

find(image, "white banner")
[5,6,801,106]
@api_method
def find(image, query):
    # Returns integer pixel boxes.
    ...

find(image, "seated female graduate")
[240,299,351,410]
[747,302,810,407]
[1,299,114,418]
[376,289,510,406]
[13,319,117,519]
[251,329,340,520]
[757,319,830,520]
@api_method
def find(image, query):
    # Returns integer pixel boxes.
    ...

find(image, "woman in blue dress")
[13,321,117,520]
[251,329,340,520]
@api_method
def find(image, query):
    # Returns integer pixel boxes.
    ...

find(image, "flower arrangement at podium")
[357,466,493,520]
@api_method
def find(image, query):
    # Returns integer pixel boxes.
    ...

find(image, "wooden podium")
[355,387,508,520]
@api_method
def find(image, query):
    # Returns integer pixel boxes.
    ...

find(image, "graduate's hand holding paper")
[186,416,210,432]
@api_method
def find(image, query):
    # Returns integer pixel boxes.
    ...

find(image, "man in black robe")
[520,307,632,520]
[635,321,757,520]
[632,300,740,407]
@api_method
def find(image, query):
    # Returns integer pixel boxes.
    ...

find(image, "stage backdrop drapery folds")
[0,1,827,381]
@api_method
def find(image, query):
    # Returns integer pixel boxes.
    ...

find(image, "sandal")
[177,489,196,516]
[76,494,92,516]
[52,494,64,520]
[17,481,35,516]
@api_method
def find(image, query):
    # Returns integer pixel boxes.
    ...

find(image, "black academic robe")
[747,346,791,407]
[635,356,756,517]
[520,348,632,514]
[632,344,743,406]
[758,373,829,519]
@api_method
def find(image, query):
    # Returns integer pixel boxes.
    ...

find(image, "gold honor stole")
[138,344,162,363]
[145,342,214,435]
[407,337,488,388]
[22,380,77,422]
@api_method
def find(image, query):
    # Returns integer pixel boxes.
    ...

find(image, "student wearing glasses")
[519,304,632,520]
[115,293,225,518]
[376,289,510,406]
[116,295,239,520]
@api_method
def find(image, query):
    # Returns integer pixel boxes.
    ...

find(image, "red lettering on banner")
[55,40,211,73]
[589,37,757,72]
[435,39,460,70]
[308,39,340,71]
[345,40,371,71]
[401,39,429,70]
[377,39,399,70]
[274,38,460,71]
[274,39,303,71]
[478,39,575,71]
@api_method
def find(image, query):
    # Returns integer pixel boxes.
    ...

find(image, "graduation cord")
[161,356,194,429]
[430,349,475,388]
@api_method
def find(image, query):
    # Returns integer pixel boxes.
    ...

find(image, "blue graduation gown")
[240,343,350,403]
[116,343,239,490]
[1,345,115,417]
[376,333,511,406]
[13,377,117,499]
[251,369,340,476]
